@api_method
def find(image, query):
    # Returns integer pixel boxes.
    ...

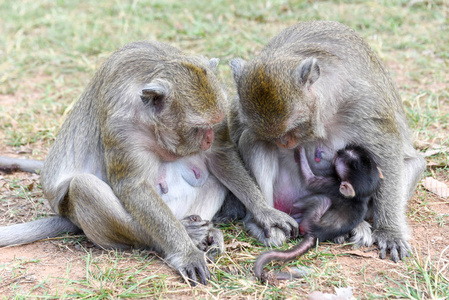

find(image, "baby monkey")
[254,145,382,280]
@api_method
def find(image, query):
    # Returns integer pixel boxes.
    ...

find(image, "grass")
[385,247,449,299]
[1,0,448,299]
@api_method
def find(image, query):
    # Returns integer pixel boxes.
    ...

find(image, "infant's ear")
[340,181,355,198]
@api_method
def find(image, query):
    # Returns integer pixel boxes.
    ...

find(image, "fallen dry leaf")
[226,240,252,250]
[309,287,355,300]
[422,177,449,199]
[343,249,378,259]
[423,146,449,157]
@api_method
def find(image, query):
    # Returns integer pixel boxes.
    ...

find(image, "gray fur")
[0,156,43,174]
[0,41,298,285]
[229,21,426,261]
[0,217,80,247]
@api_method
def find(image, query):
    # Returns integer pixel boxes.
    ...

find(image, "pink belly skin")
[274,195,305,224]
[273,196,293,214]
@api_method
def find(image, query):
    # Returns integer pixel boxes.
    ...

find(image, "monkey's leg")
[68,174,147,249]
[254,194,330,281]
[371,156,411,262]
[69,174,210,285]
[404,153,426,200]
[346,220,373,247]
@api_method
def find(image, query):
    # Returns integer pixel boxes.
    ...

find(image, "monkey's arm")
[0,156,43,174]
[371,148,411,262]
[106,147,210,285]
[356,125,411,262]
[207,125,298,239]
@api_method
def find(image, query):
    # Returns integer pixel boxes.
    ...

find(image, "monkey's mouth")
[275,137,298,149]
[274,130,302,149]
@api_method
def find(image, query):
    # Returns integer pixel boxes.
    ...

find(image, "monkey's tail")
[0,216,81,247]
[0,156,43,174]
[253,234,316,280]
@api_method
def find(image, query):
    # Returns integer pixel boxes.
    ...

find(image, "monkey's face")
[335,145,381,198]
[142,61,226,160]
[174,123,222,157]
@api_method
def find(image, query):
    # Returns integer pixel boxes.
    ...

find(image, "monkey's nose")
[201,128,214,151]
[275,137,288,147]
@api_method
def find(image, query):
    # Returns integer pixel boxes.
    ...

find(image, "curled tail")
[253,234,316,280]
[0,216,80,247]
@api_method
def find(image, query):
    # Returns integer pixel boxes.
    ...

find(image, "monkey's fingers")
[273,215,299,238]
[183,264,210,286]
[258,208,299,239]
[196,264,210,285]
[184,267,199,286]
[374,230,411,262]
[178,250,211,286]
[388,240,411,262]
[263,227,271,238]
[399,241,411,259]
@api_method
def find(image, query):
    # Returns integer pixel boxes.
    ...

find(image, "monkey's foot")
[372,227,411,262]
[349,220,373,247]
[333,221,373,247]
[180,215,224,260]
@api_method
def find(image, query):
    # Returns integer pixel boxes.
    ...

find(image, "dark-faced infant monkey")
[229,21,426,262]
[254,145,382,280]
[0,41,298,286]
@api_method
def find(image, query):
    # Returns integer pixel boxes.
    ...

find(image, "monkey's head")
[96,42,226,162]
[335,145,382,198]
[230,56,320,149]
[137,58,226,160]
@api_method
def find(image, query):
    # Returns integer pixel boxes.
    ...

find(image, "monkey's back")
[262,21,384,76]
[259,21,403,110]
[313,195,370,242]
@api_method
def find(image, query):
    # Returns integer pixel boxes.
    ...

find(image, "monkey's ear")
[340,181,356,198]
[296,57,320,87]
[229,58,247,83]
[141,79,172,113]
[209,58,220,72]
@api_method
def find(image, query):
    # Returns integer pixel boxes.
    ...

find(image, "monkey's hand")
[166,249,211,286]
[252,206,299,241]
[180,215,224,261]
[372,227,411,262]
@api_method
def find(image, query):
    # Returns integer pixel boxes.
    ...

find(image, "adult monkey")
[0,41,298,285]
[229,21,425,262]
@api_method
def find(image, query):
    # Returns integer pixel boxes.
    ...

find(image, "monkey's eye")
[183,126,200,137]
